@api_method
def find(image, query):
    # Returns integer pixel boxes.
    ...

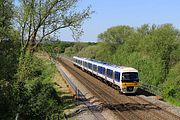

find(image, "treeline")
[43,41,96,56]
[43,41,75,54]
[63,24,180,106]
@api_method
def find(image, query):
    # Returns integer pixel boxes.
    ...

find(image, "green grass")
[165,97,180,107]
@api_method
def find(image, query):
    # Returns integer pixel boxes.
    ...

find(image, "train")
[72,56,139,93]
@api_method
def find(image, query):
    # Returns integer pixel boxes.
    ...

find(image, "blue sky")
[14,0,180,42]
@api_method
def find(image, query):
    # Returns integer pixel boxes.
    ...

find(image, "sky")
[14,0,180,42]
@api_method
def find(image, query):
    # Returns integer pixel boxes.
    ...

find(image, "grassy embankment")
[34,52,76,119]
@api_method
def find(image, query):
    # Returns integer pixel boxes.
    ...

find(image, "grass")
[165,97,180,107]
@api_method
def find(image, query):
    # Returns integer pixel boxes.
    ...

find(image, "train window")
[88,63,92,69]
[115,71,120,82]
[98,66,102,74]
[102,67,105,75]
[83,61,85,66]
[85,62,88,67]
[93,65,97,71]
[87,62,89,68]
[107,69,113,78]
[80,60,82,65]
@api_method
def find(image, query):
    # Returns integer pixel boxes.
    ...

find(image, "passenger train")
[73,56,139,93]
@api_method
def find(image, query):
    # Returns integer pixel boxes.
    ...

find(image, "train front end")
[120,68,139,93]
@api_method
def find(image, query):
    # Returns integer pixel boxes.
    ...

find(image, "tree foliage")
[64,42,95,56]
[0,1,21,119]
[43,41,75,55]
[98,25,134,44]
[0,0,13,40]
[13,56,62,120]
[0,30,21,80]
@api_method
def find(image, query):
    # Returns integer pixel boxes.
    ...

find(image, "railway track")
[57,57,180,120]
[58,58,129,120]
[126,95,180,120]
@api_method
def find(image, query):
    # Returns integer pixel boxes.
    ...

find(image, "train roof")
[73,56,138,72]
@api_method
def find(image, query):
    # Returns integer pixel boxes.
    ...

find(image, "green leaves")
[98,25,134,45]
[12,55,64,120]
[162,62,180,105]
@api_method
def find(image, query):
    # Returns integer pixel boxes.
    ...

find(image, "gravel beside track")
[57,57,180,120]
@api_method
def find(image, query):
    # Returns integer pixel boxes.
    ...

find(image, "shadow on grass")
[134,88,156,96]
[65,93,161,119]
[66,99,161,118]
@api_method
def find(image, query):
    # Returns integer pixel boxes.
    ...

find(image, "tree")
[15,0,92,53]
[0,1,21,119]
[0,0,14,41]
[98,25,134,45]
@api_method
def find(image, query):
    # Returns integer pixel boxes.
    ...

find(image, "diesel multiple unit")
[73,56,139,93]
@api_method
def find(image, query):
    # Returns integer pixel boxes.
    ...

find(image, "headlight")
[122,88,126,91]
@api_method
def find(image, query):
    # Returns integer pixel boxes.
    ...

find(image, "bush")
[163,62,180,106]
[11,54,63,120]
[22,81,59,120]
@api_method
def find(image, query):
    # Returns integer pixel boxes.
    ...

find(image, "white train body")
[73,56,139,93]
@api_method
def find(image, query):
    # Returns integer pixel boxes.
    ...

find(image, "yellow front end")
[120,82,139,93]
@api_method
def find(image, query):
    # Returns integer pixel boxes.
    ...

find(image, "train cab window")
[88,63,92,69]
[93,65,97,72]
[107,69,113,78]
[122,72,139,82]
[115,71,120,82]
